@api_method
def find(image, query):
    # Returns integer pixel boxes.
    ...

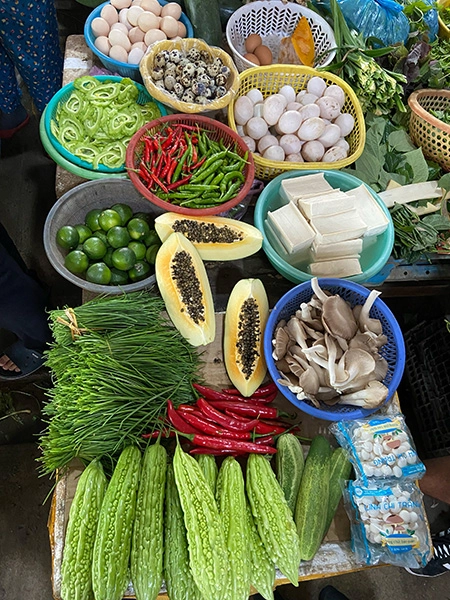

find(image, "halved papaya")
[154,213,263,261]
[155,232,215,347]
[224,278,269,396]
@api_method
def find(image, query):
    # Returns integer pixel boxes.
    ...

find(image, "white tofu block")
[312,238,363,260]
[309,258,362,278]
[265,219,310,267]
[311,209,367,243]
[280,172,333,203]
[298,191,355,219]
[351,184,390,237]
[267,202,316,254]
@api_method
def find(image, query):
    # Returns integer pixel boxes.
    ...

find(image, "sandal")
[0,339,46,381]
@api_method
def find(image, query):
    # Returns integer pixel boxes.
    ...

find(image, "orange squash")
[291,16,315,67]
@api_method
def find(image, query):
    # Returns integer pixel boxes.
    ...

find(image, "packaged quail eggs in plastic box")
[345,479,432,568]
[330,414,426,484]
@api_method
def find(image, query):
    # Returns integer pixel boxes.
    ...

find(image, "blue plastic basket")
[44,75,167,174]
[263,278,406,421]
[84,1,194,81]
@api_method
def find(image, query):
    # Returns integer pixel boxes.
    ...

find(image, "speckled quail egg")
[179,74,192,88]
[195,96,208,104]
[151,67,164,80]
[215,73,227,86]
[155,80,165,89]
[204,86,214,99]
[216,85,227,98]
[207,58,222,77]
[192,81,207,96]
[187,48,201,62]
[164,62,176,75]
[154,50,169,68]
[181,90,196,102]
[173,82,184,97]
[169,49,182,63]
[196,60,208,71]
[182,63,196,78]
[197,73,211,85]
[199,50,210,62]
[164,74,177,91]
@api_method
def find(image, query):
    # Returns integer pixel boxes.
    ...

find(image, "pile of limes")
[56,203,161,286]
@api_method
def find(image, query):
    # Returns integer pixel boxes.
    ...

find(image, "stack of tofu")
[266,173,389,278]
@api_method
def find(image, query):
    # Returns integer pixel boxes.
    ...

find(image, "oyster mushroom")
[299,366,320,396]
[311,278,358,340]
[272,326,290,360]
[374,354,389,381]
[325,333,338,387]
[338,380,389,408]
[285,354,306,379]
[359,290,383,335]
[296,302,323,331]
[275,357,291,373]
[286,317,309,350]
[334,348,376,392]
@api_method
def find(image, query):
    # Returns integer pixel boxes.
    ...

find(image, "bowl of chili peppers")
[125,114,255,216]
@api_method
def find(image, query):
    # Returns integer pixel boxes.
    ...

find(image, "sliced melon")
[224,278,269,396]
[155,232,215,347]
[154,213,263,261]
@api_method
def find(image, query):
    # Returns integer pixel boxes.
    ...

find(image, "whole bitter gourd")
[323,447,352,537]
[246,453,301,586]
[173,443,230,600]
[295,435,331,561]
[92,445,141,600]
[196,453,218,494]
[131,442,167,600]
[245,500,275,600]
[164,463,202,600]
[216,457,251,600]
[276,433,304,514]
[61,459,107,600]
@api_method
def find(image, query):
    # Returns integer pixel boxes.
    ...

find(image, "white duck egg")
[236,125,245,136]
[119,8,133,28]
[94,35,111,55]
[253,102,264,118]
[141,0,162,14]
[111,0,132,8]
[246,117,269,140]
[301,140,325,162]
[322,146,348,162]
[127,4,144,25]
[318,123,342,148]
[109,44,129,62]
[279,134,302,155]
[263,145,285,161]
[334,113,355,137]
[298,103,320,121]
[137,11,160,31]
[101,4,119,25]
[296,90,307,103]
[285,152,303,162]
[300,93,319,106]
[246,88,264,105]
[91,17,110,37]
[109,28,131,51]
[334,137,350,152]
[307,76,327,97]
[129,25,145,43]
[234,96,254,125]
[286,101,302,111]
[277,110,302,135]
[160,15,178,38]
[262,94,287,126]
[278,85,296,104]
[316,96,341,120]
[258,134,278,154]
[128,46,145,63]
[324,84,346,108]
[161,2,182,19]
[110,22,129,34]
[144,28,167,45]
[241,136,256,152]
[297,117,326,141]
[177,21,187,37]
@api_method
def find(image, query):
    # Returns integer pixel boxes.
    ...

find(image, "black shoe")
[319,586,351,600]
[406,534,450,577]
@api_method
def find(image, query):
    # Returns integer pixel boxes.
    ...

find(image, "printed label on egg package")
[383,534,420,553]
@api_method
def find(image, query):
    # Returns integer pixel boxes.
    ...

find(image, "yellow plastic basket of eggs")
[227,65,366,181]
[140,38,240,114]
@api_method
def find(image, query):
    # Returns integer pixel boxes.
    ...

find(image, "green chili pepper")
[191,158,225,183]
[211,172,225,185]
[172,147,190,183]
[219,181,242,203]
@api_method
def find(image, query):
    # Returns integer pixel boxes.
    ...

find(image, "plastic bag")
[330,414,426,483]
[345,479,433,568]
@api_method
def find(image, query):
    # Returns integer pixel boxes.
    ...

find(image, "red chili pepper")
[196,397,261,431]
[208,400,281,419]
[142,429,175,439]
[189,448,247,456]
[180,410,253,440]
[193,383,244,402]
[254,421,286,435]
[166,173,194,191]
[177,404,196,412]
[167,399,201,434]
[166,159,177,183]
[187,433,277,454]
[185,156,207,172]
[151,171,169,194]
[252,382,278,397]
[254,435,275,445]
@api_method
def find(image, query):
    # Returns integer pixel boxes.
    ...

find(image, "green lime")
[128,241,146,260]
[112,247,137,271]
[64,250,89,274]
[83,237,107,260]
[127,217,150,240]
[99,209,122,231]
[107,226,131,249]
[85,208,102,232]
[56,225,80,250]
[91,230,108,245]
[143,229,160,247]
[133,211,153,226]
[74,224,92,244]
[111,203,133,226]
[103,247,115,268]
[145,244,159,265]
[129,260,152,282]
[86,262,112,285]
[75,244,85,252]
[110,267,129,285]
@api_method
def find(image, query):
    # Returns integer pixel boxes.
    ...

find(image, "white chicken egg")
[111,0,132,8]
[161,2,182,19]
[109,44,129,62]
[128,46,145,63]
[137,11,160,31]
[91,17,110,37]
[160,15,178,38]
[141,0,162,14]
[118,8,133,28]
[109,28,131,51]
[144,28,167,45]
[101,4,119,25]
[127,5,144,25]
[131,41,146,51]
[110,22,129,34]
[177,21,187,37]
[94,35,111,55]
[128,26,145,43]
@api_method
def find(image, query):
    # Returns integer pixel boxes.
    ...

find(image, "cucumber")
[294,435,331,561]
[183,0,223,46]
[323,447,352,538]
[276,433,304,514]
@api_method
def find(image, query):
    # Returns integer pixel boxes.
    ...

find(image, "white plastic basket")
[226,0,336,72]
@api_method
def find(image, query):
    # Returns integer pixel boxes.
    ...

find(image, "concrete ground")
[1,3,450,599]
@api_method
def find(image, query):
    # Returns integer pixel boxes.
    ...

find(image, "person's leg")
[419,457,450,505]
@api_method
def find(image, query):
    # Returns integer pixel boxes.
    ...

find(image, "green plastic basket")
[253,169,394,284]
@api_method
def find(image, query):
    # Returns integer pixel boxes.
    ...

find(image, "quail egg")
[181,90,196,103]
[173,82,185,97]
[164,74,177,91]
[187,48,201,62]
[169,49,183,63]
[154,50,169,68]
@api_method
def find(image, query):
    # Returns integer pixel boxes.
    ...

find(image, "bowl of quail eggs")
[139,38,240,114]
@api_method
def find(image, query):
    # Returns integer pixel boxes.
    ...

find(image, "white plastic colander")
[226,0,336,72]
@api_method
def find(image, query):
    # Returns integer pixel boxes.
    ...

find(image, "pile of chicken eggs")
[233,76,355,163]
[91,0,187,65]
